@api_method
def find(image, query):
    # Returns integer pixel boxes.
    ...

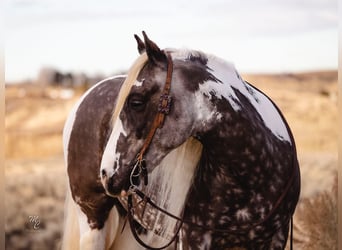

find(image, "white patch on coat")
[100,118,127,182]
[134,79,144,87]
[198,56,290,142]
[235,207,251,221]
[193,91,215,121]
[193,90,223,125]
[200,232,212,249]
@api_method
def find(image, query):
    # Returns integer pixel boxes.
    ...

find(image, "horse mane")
[144,137,202,244]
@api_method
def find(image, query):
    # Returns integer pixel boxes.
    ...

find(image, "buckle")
[158,94,172,114]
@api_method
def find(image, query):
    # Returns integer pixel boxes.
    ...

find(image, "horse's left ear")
[134,34,145,54]
[142,31,167,64]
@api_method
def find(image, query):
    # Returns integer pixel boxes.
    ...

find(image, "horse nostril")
[107,175,114,188]
[101,169,107,178]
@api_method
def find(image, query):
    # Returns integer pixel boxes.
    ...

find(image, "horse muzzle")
[100,159,148,197]
[101,168,131,197]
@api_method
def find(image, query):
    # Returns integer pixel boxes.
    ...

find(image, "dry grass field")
[5,71,338,249]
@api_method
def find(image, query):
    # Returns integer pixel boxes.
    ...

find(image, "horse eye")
[128,96,146,111]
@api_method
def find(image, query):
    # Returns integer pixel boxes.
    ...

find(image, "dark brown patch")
[67,77,125,229]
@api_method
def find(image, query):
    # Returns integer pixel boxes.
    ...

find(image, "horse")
[62,31,300,250]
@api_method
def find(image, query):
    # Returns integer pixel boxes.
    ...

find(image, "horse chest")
[181,159,284,249]
[182,201,274,250]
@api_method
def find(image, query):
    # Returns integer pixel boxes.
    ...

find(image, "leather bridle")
[124,52,295,250]
[136,52,173,166]
[129,52,173,188]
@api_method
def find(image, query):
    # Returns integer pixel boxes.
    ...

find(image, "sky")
[4,0,338,82]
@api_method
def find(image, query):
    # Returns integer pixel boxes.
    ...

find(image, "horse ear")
[134,34,145,54]
[142,31,167,64]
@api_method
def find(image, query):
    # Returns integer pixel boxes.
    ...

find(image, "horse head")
[100,32,215,197]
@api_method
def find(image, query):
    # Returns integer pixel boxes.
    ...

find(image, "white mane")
[143,137,202,244]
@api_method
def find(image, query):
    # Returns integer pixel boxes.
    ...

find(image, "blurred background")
[5,0,338,82]
[5,0,338,249]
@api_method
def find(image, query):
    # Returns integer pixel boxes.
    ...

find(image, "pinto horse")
[62,32,300,250]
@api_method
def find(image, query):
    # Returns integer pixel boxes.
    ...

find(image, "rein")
[124,52,295,250]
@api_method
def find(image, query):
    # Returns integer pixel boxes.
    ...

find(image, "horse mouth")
[105,176,131,197]
[101,161,143,197]
[101,169,132,198]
